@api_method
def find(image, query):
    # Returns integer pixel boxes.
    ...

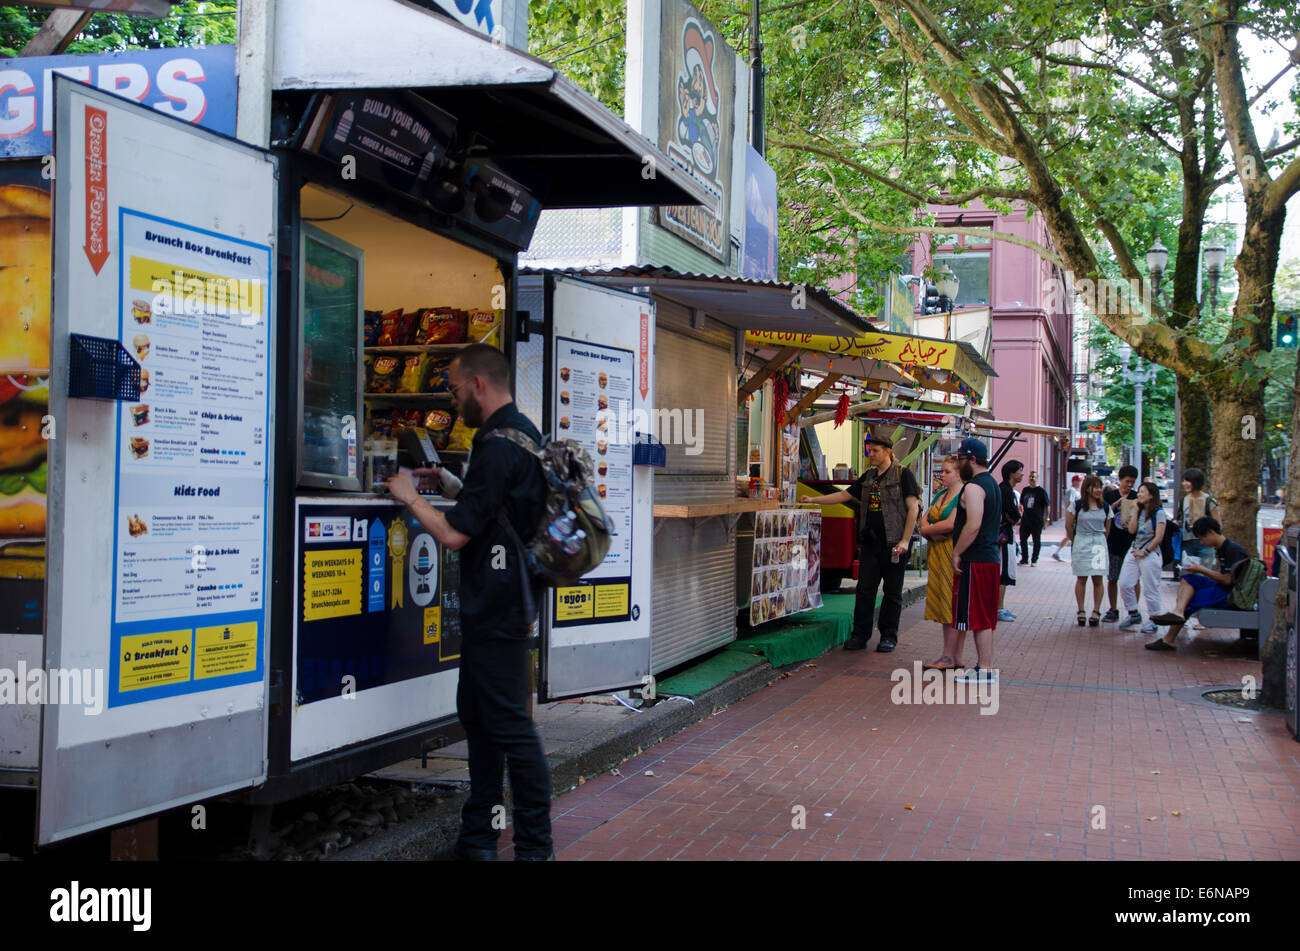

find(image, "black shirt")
[953,470,1001,564]
[443,402,547,638]
[848,462,920,546]
[1103,486,1138,554]
[1216,539,1249,577]
[1020,486,1050,528]
[1000,481,1020,529]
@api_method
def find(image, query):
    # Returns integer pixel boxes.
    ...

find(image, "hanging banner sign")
[0,46,236,159]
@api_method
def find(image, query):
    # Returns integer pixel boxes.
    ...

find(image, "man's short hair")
[1118,465,1138,480]
[1001,460,1024,481]
[452,344,510,390]
[1182,467,1205,491]
[1192,516,1221,539]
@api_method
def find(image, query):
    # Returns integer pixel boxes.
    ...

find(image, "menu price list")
[108,211,271,705]
[555,337,635,581]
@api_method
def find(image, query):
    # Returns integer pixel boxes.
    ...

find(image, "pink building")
[912,202,1074,517]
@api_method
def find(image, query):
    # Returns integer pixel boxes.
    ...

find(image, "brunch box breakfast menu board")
[107,210,271,706]
[552,336,633,626]
[748,509,822,625]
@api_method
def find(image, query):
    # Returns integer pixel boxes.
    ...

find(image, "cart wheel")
[820,569,846,593]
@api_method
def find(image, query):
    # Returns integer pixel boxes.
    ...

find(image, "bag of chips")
[367,355,401,393]
[423,354,454,393]
[393,409,423,432]
[368,408,395,438]
[377,307,405,345]
[467,309,500,345]
[364,310,383,347]
[399,353,431,394]
[415,307,467,345]
[423,409,455,449]
[447,417,476,451]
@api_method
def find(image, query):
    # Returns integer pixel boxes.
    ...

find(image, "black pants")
[456,635,552,857]
[1019,522,1043,563]
[853,542,907,642]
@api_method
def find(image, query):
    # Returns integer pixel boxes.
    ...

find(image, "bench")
[1193,577,1278,660]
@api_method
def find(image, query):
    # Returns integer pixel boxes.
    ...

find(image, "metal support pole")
[236,0,276,148]
[750,0,764,155]
[1134,371,1144,480]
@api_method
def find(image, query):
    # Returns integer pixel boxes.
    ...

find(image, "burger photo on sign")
[0,181,51,539]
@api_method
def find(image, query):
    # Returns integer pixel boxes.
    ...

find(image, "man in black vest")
[804,434,920,652]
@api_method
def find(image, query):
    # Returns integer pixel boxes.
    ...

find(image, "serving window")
[296,183,509,494]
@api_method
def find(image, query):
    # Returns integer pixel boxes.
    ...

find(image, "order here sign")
[0,45,235,159]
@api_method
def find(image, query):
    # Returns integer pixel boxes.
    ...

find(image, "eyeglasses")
[448,377,471,398]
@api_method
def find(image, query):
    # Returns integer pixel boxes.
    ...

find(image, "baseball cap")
[865,434,894,449]
[956,437,988,464]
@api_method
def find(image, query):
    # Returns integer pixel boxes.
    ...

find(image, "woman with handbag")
[921,456,966,670]
[1065,475,1109,626]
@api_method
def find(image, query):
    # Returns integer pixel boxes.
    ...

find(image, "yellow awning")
[744,329,992,402]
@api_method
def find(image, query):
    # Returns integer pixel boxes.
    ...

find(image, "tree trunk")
[1179,383,1213,481]
[1203,375,1264,551]
[1259,346,1300,709]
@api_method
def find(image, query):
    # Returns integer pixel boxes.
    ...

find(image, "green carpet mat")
[654,592,865,697]
[656,650,765,698]
[726,594,857,667]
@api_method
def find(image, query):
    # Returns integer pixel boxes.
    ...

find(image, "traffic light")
[922,284,942,314]
[1278,308,1297,348]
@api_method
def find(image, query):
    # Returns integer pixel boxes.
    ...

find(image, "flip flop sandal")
[922,657,958,670]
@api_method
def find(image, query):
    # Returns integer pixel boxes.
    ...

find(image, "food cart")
[738,329,995,589]
[24,0,710,848]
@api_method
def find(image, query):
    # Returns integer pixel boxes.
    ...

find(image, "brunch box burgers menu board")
[748,509,822,625]
[107,210,271,706]
[552,337,633,625]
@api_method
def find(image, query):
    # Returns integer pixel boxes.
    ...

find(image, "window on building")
[933,250,990,308]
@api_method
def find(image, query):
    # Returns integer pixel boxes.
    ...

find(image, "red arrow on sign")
[639,312,649,401]
[83,105,109,275]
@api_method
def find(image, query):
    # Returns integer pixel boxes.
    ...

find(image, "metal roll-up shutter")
[652,516,737,673]
[653,316,736,505]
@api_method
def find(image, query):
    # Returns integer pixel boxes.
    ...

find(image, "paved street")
[524,533,1300,861]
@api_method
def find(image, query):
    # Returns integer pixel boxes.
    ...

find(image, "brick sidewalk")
[522,555,1300,861]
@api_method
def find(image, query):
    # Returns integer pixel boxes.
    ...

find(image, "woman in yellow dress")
[921,455,965,670]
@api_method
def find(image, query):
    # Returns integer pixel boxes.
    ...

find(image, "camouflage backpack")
[1228,557,1267,611]
[490,428,614,589]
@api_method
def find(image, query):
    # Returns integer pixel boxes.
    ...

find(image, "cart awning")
[535,266,879,336]
[272,0,711,209]
[743,329,994,402]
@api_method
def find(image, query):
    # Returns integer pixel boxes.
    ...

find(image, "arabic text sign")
[745,330,956,368]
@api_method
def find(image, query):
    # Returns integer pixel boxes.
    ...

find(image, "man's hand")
[386,468,440,505]
[952,552,963,574]
[1182,561,1205,575]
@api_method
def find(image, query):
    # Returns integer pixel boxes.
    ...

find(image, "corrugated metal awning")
[529,266,878,336]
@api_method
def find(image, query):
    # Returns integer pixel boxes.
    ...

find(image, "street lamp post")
[936,264,959,339]
[1117,341,1158,479]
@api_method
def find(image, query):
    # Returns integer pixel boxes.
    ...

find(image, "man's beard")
[960,460,975,481]
[460,391,485,428]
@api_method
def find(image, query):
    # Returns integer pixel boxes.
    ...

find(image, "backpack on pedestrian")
[1227,557,1267,610]
[490,428,614,592]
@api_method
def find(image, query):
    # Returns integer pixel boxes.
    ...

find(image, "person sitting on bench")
[1145,516,1249,652]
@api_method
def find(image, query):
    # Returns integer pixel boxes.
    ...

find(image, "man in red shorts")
[949,438,1002,684]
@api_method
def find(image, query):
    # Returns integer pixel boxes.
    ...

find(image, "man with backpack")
[387,344,553,860]
[1145,516,1260,652]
